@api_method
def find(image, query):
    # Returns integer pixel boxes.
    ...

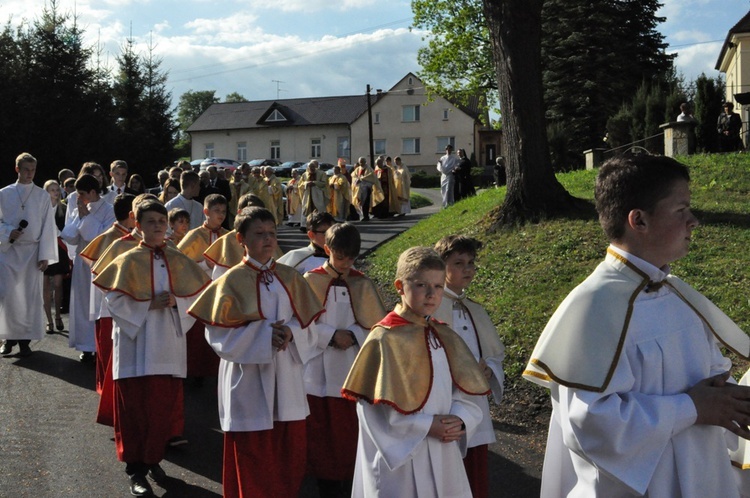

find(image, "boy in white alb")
[93,199,209,497]
[433,235,505,498]
[524,155,750,497]
[342,246,489,497]
[189,207,324,497]
[303,222,387,496]
[277,211,334,274]
[165,170,204,229]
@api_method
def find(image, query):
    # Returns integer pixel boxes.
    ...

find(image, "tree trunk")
[482,0,589,228]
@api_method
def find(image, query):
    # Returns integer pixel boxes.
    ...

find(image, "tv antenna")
[272,80,285,99]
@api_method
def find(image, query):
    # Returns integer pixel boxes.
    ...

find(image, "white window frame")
[311,138,322,158]
[443,108,450,120]
[270,140,281,160]
[337,137,350,161]
[436,136,455,152]
[237,142,247,162]
[402,105,420,123]
[205,143,215,158]
[267,109,286,122]
[402,138,421,155]
[374,139,386,155]
[374,112,380,124]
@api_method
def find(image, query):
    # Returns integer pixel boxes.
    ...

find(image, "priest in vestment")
[0,153,58,356]
[300,161,329,228]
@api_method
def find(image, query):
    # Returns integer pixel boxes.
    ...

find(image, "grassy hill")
[365,153,750,397]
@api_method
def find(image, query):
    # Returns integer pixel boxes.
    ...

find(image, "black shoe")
[18,342,32,357]
[0,340,16,355]
[147,464,167,484]
[129,474,153,497]
[79,351,96,363]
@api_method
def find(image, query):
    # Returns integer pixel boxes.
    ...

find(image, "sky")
[0,0,747,106]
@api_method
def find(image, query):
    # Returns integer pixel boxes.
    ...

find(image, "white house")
[716,9,750,143]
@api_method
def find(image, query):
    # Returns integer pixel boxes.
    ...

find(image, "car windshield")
[248,159,264,166]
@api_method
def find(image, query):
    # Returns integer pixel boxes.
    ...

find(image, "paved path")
[0,189,543,497]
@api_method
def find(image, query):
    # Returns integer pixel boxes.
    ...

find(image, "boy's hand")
[478,358,492,380]
[688,372,750,439]
[149,291,175,310]
[428,415,466,443]
[271,320,292,351]
[331,329,355,350]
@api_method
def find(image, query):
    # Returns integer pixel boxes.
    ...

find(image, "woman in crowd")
[42,180,70,333]
[127,174,146,195]
[159,178,180,204]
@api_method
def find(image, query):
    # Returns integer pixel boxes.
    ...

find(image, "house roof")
[715,10,750,70]
[385,72,484,121]
[187,95,375,133]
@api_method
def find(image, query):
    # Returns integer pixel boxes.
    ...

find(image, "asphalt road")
[0,189,543,497]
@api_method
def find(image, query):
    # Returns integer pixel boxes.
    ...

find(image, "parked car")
[200,158,242,171]
[190,159,205,171]
[273,161,305,177]
[248,158,282,168]
[293,161,335,177]
[326,163,354,176]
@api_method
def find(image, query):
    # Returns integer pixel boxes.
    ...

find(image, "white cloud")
[669,41,723,79]
[243,0,377,13]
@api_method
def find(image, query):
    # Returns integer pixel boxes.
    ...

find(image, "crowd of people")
[3,149,750,498]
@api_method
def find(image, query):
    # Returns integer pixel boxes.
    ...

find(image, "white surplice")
[434,288,504,449]
[352,332,483,498]
[0,182,58,341]
[542,249,740,498]
[104,256,195,380]
[165,194,204,230]
[304,285,367,398]
[277,244,327,275]
[61,198,115,352]
[204,260,317,432]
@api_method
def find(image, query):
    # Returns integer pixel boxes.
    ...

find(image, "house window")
[311,138,322,158]
[402,105,420,122]
[237,142,247,162]
[437,136,455,152]
[374,139,386,155]
[402,138,421,155]
[337,137,350,160]
[205,143,215,158]
[374,112,380,124]
[270,140,281,160]
[408,76,413,85]
[267,109,286,122]
[443,108,450,120]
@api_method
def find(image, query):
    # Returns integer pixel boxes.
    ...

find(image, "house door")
[485,144,496,165]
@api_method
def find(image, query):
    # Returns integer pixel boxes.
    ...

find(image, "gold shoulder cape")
[433,293,505,361]
[91,233,141,275]
[352,166,385,209]
[178,225,227,261]
[304,262,387,329]
[188,259,324,328]
[93,243,210,301]
[342,304,490,414]
[79,223,131,264]
[523,248,750,392]
[203,230,283,269]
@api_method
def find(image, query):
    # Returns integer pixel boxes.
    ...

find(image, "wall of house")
[350,79,477,175]
[724,33,750,146]
[190,124,352,164]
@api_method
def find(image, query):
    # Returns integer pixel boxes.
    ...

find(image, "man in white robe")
[164,171,204,229]
[0,153,58,356]
[278,211,334,274]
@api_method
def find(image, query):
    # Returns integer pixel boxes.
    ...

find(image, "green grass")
[409,192,433,209]
[365,153,750,384]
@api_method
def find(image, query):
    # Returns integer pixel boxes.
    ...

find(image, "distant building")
[716,9,750,144]
[187,73,501,175]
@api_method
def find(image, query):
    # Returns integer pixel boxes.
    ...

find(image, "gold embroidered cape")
[351,165,384,210]
[433,292,505,362]
[304,262,387,330]
[93,242,210,301]
[188,259,324,328]
[342,304,490,414]
[79,223,131,264]
[203,229,283,269]
[90,233,142,275]
[177,224,227,262]
[523,248,750,392]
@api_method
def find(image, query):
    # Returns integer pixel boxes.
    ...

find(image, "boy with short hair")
[278,211,335,274]
[93,199,209,497]
[303,223,387,496]
[342,246,489,497]
[189,207,324,497]
[168,208,190,245]
[524,154,750,497]
[165,171,204,229]
[433,235,505,498]
[105,160,136,202]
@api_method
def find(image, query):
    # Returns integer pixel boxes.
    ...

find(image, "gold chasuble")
[93,242,210,301]
[188,258,324,328]
[178,224,227,261]
[203,230,284,269]
[79,223,131,264]
[342,304,490,414]
[304,262,386,330]
[90,233,142,275]
[523,248,750,392]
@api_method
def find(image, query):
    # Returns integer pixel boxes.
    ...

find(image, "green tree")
[112,37,146,168]
[176,89,218,157]
[140,38,176,173]
[225,92,247,103]
[694,74,725,153]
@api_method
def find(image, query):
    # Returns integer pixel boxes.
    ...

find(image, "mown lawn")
[365,153,750,386]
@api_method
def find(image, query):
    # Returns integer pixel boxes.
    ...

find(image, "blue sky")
[0,0,746,104]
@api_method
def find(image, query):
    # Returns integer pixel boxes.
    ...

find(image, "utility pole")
[366,84,374,168]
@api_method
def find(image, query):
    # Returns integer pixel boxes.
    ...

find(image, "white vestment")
[352,332,482,497]
[0,182,58,341]
[165,194,204,230]
[61,199,115,352]
[204,259,317,432]
[304,285,368,398]
[434,288,504,448]
[277,244,327,275]
[540,249,741,498]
